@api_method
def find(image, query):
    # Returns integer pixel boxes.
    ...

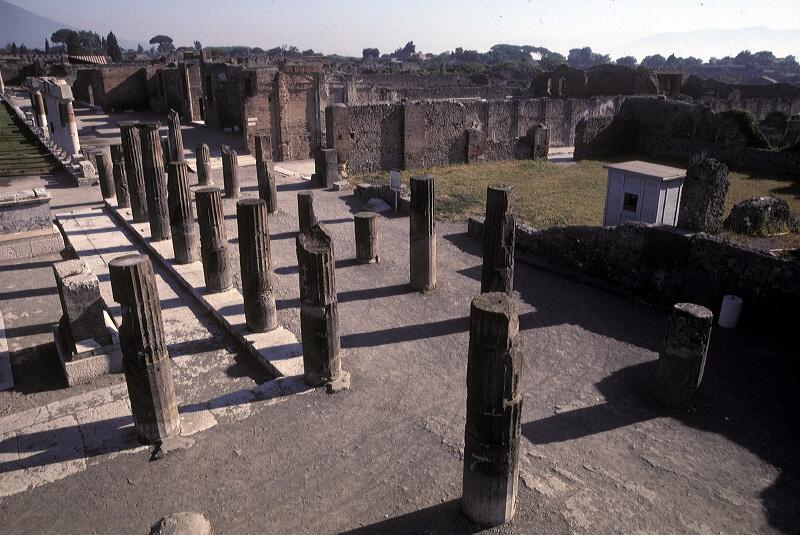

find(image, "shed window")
[623,192,639,212]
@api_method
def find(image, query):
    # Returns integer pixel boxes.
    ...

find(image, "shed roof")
[603,160,686,181]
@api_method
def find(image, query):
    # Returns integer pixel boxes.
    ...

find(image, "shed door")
[618,174,643,224]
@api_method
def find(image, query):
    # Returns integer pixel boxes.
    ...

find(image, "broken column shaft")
[109,254,180,444]
[110,144,130,208]
[195,143,212,186]
[462,292,522,527]
[409,175,436,291]
[195,187,232,292]
[237,199,277,332]
[297,191,318,231]
[221,145,239,198]
[654,303,713,409]
[354,212,379,264]
[119,122,148,222]
[296,225,341,386]
[257,160,278,214]
[94,150,116,200]
[166,109,185,163]
[167,162,200,264]
[480,185,516,293]
[139,122,171,241]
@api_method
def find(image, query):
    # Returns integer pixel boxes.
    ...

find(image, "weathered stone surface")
[256,160,278,214]
[311,148,338,188]
[297,191,318,232]
[0,189,52,235]
[237,199,277,332]
[296,224,342,387]
[139,122,171,241]
[53,259,111,353]
[150,512,212,535]
[466,128,487,163]
[195,144,213,186]
[462,292,522,527]
[724,195,791,236]
[167,162,200,264]
[221,145,240,198]
[93,151,115,200]
[166,110,185,163]
[677,158,730,234]
[528,123,550,160]
[109,254,180,444]
[110,144,130,208]
[654,302,713,409]
[481,185,515,293]
[196,187,232,292]
[354,212,379,264]
[410,175,436,291]
[118,122,148,222]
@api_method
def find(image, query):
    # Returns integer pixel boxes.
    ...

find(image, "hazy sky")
[11,0,800,58]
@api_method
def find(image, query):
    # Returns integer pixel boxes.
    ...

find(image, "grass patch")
[351,159,800,230]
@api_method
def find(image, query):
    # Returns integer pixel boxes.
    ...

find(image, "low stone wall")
[0,188,52,234]
[467,217,799,331]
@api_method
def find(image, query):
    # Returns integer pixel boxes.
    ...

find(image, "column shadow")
[339,498,481,534]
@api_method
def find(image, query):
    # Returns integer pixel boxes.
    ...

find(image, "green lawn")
[352,159,800,230]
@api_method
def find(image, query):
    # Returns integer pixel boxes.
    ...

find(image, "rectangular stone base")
[53,311,123,387]
[0,224,64,260]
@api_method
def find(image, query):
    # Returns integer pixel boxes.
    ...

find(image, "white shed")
[602,161,686,227]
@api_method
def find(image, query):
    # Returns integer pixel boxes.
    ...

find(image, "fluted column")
[139,122,171,241]
[297,191,318,231]
[410,175,436,291]
[195,143,212,186]
[94,150,116,200]
[195,187,232,292]
[167,162,200,264]
[354,212,379,264]
[109,254,180,445]
[462,292,522,527]
[34,91,48,137]
[237,199,277,332]
[119,121,148,222]
[64,100,80,156]
[221,145,239,198]
[481,185,515,294]
[110,143,130,208]
[166,109,185,162]
[256,160,278,214]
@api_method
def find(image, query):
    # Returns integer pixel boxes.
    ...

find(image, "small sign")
[389,170,401,192]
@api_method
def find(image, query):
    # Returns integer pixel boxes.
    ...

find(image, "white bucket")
[718,295,743,328]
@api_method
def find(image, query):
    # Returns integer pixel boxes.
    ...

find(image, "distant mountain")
[0,0,143,51]
[619,26,800,60]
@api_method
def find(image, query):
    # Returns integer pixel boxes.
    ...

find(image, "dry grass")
[352,159,800,230]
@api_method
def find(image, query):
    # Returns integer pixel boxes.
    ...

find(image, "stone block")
[53,260,112,351]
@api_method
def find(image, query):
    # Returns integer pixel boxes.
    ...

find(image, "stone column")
[34,91,48,137]
[296,225,341,387]
[166,109,185,162]
[167,162,200,264]
[119,122,148,222]
[195,143,212,186]
[64,100,81,156]
[221,145,239,198]
[256,160,278,214]
[237,199,277,332]
[94,150,116,200]
[481,185,515,294]
[677,158,730,234]
[160,138,171,168]
[654,303,713,409]
[139,122,171,241]
[297,191,318,231]
[195,187,232,292]
[462,292,522,527]
[110,144,130,208]
[409,175,436,291]
[311,147,338,188]
[254,134,271,165]
[109,254,180,445]
[354,212,379,264]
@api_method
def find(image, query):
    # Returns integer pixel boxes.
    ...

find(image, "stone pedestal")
[167,162,200,264]
[119,122,148,223]
[257,160,278,214]
[481,185,515,294]
[139,123,171,241]
[109,254,180,444]
[221,145,239,198]
[166,109,185,163]
[94,151,116,200]
[462,292,522,527]
[296,225,342,387]
[354,212,379,264]
[110,144,130,208]
[410,175,436,291]
[53,259,112,353]
[677,158,730,234]
[297,191,318,231]
[654,303,713,409]
[195,143,212,186]
[196,187,232,292]
[237,199,277,332]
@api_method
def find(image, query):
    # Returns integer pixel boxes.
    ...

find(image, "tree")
[51,28,102,54]
[106,31,122,62]
[19,44,27,56]
[10,42,17,55]
[362,47,380,59]
[780,55,798,67]
[753,50,776,65]
[391,41,416,61]
[45,38,50,54]
[539,52,566,70]
[302,49,315,56]
[194,41,202,51]
[734,50,753,65]
[567,47,593,68]
[615,56,638,67]
[137,44,144,54]
[149,35,175,53]
[641,54,666,68]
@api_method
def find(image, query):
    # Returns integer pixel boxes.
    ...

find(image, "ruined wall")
[71,66,148,113]
[201,63,245,131]
[242,67,275,156]
[275,69,321,161]
[468,218,800,331]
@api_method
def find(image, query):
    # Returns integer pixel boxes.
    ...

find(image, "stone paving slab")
[0,307,11,391]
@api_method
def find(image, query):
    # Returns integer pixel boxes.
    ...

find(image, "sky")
[11,0,800,58]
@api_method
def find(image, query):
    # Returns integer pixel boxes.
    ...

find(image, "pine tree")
[10,42,17,55]
[107,31,122,62]
[45,38,50,54]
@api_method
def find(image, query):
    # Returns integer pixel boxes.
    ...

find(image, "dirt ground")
[0,160,798,534]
